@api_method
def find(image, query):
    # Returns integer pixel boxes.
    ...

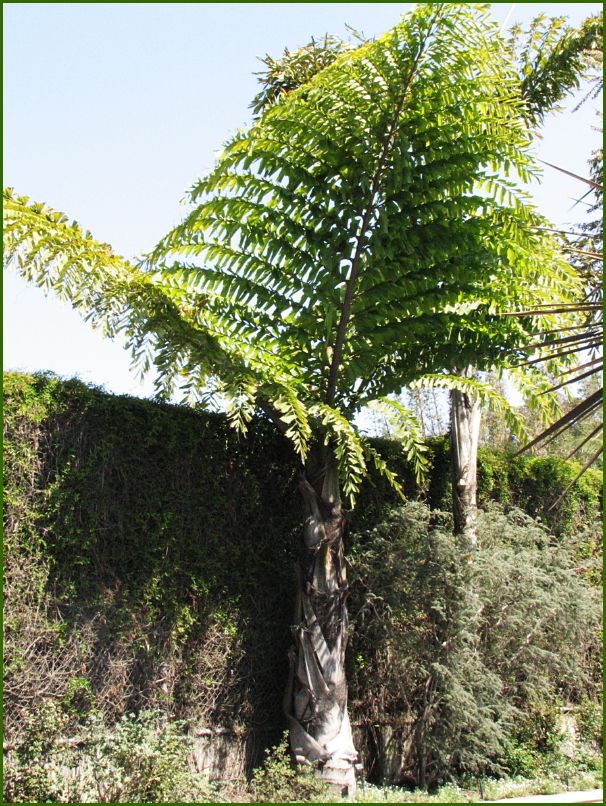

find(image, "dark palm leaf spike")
[518,388,602,454]
[539,159,603,191]
[513,158,602,486]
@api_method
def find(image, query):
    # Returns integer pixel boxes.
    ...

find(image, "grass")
[352,768,602,803]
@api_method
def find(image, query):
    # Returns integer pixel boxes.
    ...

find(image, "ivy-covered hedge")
[4,372,303,747]
[352,434,602,538]
[3,372,602,753]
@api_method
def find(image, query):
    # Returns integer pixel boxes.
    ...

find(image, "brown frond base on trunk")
[284,450,358,798]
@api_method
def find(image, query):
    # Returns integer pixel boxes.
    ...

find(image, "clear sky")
[4,3,603,398]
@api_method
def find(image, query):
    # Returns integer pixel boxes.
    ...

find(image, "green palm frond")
[413,374,528,442]
[270,387,313,461]
[362,442,406,502]
[4,5,584,504]
[2,189,232,385]
[309,403,367,507]
[507,11,603,126]
[505,365,562,430]
[368,398,430,485]
[251,34,352,119]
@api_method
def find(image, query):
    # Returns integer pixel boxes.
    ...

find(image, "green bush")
[3,705,222,803]
[3,701,70,803]
[78,710,220,803]
[348,503,602,787]
[576,697,604,747]
[505,454,602,536]
[502,741,541,779]
[250,733,333,803]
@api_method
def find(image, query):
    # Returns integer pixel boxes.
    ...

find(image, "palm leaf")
[4,5,585,503]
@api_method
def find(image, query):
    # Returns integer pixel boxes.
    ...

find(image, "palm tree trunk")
[284,446,358,797]
[450,368,481,550]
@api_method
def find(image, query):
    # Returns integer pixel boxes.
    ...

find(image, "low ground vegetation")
[3,707,601,803]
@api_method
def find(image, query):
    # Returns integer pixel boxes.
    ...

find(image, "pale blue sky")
[4,3,603,398]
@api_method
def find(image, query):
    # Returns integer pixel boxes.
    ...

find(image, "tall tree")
[449,10,603,537]
[3,4,579,792]
[512,155,603,498]
[506,13,603,496]
[248,10,600,540]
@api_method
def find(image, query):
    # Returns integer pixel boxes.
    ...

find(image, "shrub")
[250,733,333,803]
[3,701,70,803]
[502,741,541,778]
[576,697,603,747]
[348,502,602,787]
[3,706,222,803]
[79,710,218,803]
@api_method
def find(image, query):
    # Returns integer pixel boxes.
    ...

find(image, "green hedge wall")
[3,372,602,745]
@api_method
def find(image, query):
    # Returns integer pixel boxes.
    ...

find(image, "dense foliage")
[4,372,602,800]
[3,3,580,503]
[349,503,601,788]
[3,373,300,745]
[3,706,223,803]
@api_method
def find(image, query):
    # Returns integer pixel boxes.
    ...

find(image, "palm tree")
[510,156,603,502]
[247,9,602,542]
[506,13,603,499]
[3,4,579,791]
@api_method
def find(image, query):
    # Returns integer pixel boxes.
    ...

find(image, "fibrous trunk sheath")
[284,448,358,797]
[450,368,481,550]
